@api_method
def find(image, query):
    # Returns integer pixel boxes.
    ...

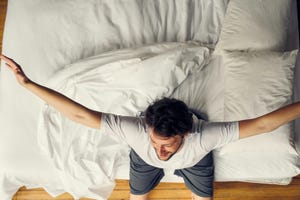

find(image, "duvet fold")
[37,43,211,199]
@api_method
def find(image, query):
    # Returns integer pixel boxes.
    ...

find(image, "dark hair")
[145,98,193,137]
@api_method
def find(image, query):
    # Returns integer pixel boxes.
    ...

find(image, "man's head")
[145,98,193,161]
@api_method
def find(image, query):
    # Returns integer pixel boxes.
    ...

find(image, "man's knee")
[130,192,150,200]
[191,192,212,200]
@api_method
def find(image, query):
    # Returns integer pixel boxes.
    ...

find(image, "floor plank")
[11,176,300,200]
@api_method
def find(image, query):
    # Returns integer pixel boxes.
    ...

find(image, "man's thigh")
[129,149,164,195]
[175,152,214,198]
[191,193,213,200]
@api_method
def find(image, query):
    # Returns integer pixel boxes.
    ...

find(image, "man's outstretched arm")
[1,55,102,129]
[239,102,300,139]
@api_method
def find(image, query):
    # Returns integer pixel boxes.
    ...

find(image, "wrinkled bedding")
[1,0,300,200]
[0,0,228,199]
[38,44,213,199]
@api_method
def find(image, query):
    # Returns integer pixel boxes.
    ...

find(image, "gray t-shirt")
[100,113,239,170]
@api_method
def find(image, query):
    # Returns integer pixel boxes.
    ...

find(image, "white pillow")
[213,49,300,180]
[214,152,300,181]
[223,50,298,121]
[216,0,293,51]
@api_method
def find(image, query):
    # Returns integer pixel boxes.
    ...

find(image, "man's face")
[149,128,186,161]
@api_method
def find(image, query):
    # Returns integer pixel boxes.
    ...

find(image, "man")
[2,54,300,200]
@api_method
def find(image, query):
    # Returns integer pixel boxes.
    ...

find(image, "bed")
[0,0,299,199]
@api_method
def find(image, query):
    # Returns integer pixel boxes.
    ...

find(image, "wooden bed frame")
[0,0,300,199]
[298,0,300,45]
[298,0,300,42]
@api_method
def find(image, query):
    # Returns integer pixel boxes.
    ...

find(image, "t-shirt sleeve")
[198,121,239,151]
[100,113,147,144]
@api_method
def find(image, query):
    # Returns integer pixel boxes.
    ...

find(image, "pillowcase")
[223,50,298,121]
[213,49,300,180]
[214,152,300,181]
[216,0,293,51]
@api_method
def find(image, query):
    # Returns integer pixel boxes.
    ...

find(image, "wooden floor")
[1,0,300,199]
[11,176,300,200]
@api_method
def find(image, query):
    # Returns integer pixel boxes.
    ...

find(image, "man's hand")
[0,54,102,129]
[1,54,31,86]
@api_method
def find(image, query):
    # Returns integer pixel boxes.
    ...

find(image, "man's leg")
[129,149,164,200]
[191,193,212,200]
[130,193,150,200]
[174,152,214,199]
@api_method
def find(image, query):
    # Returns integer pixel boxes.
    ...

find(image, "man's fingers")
[0,54,10,61]
[1,55,24,76]
[5,63,15,70]
[1,54,17,67]
[5,63,13,69]
[5,63,19,74]
[0,54,12,60]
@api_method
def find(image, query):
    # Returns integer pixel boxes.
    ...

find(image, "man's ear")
[183,133,189,139]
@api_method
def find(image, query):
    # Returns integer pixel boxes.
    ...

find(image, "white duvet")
[38,44,212,199]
